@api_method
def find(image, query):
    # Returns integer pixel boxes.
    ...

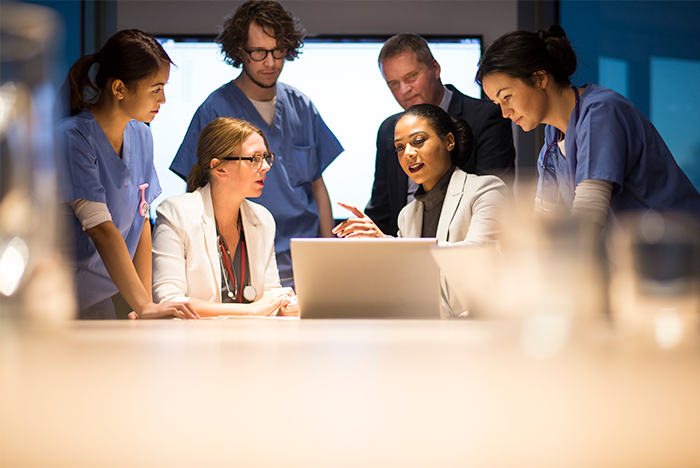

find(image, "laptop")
[290,238,442,319]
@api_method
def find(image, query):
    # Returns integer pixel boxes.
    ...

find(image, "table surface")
[2,317,699,468]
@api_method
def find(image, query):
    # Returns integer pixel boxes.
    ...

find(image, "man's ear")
[432,59,441,80]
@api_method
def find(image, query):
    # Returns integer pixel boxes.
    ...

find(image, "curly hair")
[215,0,306,68]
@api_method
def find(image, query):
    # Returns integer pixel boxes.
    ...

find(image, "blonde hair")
[186,117,270,192]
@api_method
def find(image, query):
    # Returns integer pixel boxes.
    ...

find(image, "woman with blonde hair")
[151,117,297,317]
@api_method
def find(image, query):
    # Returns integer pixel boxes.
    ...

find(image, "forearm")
[186,287,293,316]
[187,297,272,317]
[133,220,153,300]
[312,176,334,237]
[571,179,613,233]
[88,221,152,313]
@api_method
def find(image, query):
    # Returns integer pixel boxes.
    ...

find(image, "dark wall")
[561,0,700,188]
[21,0,81,80]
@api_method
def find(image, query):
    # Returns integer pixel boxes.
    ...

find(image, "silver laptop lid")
[291,238,441,319]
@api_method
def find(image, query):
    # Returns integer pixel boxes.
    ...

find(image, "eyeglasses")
[245,48,288,62]
[222,153,274,168]
[540,139,561,212]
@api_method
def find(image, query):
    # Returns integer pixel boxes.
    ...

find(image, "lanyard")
[570,85,581,164]
[217,217,247,303]
[544,86,581,172]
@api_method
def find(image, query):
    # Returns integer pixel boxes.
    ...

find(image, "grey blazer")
[397,167,507,316]
[397,167,506,245]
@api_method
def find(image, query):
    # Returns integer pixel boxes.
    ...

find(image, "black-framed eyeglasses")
[245,48,288,61]
[222,153,274,168]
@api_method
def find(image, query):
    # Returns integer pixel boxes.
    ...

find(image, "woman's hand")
[279,295,299,316]
[127,300,199,320]
[254,288,296,316]
[332,202,386,238]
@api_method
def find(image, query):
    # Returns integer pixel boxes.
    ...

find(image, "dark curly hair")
[397,104,474,168]
[215,0,306,68]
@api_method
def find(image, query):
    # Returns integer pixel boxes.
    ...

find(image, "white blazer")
[152,183,281,304]
[397,167,506,246]
[397,167,506,316]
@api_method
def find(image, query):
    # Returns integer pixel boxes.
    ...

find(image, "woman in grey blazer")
[333,104,507,245]
[151,118,298,318]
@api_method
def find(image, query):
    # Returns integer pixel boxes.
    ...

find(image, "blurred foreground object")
[436,199,604,317]
[433,191,606,358]
[0,2,75,321]
[608,211,700,349]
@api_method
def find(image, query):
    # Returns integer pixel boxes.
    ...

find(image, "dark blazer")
[364,84,515,236]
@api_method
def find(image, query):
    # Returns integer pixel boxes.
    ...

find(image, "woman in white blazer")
[151,117,297,318]
[333,104,507,245]
[333,105,506,316]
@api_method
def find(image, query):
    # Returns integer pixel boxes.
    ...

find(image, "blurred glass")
[608,211,700,349]
[0,2,75,321]
[436,188,607,358]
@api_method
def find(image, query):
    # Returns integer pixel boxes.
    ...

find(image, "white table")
[2,318,699,467]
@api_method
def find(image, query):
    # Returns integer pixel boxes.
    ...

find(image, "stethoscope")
[542,86,582,183]
[216,217,257,303]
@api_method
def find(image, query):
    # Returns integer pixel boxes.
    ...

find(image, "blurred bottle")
[608,210,700,349]
[0,2,76,321]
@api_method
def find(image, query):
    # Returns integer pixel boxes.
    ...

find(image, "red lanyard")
[217,219,246,303]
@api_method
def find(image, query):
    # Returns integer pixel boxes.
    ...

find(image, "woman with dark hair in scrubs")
[477,25,700,228]
[58,29,197,319]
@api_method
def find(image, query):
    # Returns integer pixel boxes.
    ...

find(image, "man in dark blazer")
[364,34,515,236]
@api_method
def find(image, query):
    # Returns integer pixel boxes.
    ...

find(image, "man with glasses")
[365,34,515,236]
[170,0,343,288]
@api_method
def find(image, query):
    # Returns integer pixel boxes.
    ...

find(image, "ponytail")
[186,161,207,193]
[476,24,578,88]
[65,29,173,116]
[67,55,100,115]
[450,115,474,167]
[397,104,473,168]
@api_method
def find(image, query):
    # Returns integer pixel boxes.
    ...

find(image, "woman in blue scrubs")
[477,25,700,228]
[58,29,197,319]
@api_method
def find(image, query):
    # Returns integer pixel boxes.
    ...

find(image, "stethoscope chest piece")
[243,285,257,302]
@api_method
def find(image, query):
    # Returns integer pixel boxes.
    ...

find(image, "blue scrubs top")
[58,110,161,310]
[537,83,700,217]
[170,81,344,257]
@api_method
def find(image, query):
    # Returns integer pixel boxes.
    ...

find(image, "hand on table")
[127,300,199,320]
[280,295,299,316]
[256,287,296,316]
[332,202,386,238]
